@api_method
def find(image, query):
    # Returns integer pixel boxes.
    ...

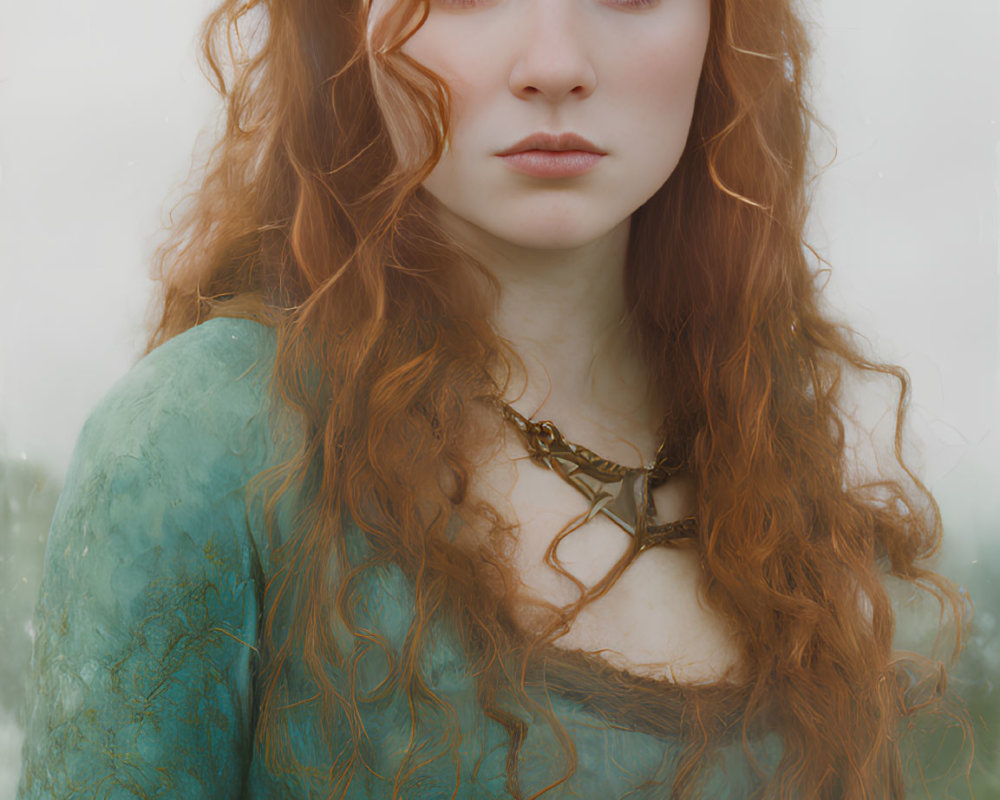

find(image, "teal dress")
[16,317,781,799]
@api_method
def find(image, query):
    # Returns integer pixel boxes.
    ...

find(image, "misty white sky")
[1,0,998,551]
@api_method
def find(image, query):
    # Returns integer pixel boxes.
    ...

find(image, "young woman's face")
[372,0,711,251]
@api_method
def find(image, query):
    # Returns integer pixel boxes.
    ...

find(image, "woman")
[16,0,971,797]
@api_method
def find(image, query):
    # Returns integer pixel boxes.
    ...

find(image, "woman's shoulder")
[64,316,287,511]
[97,316,277,427]
[146,313,276,371]
[83,317,278,447]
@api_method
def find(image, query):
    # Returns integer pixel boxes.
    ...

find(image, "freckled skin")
[462,411,743,685]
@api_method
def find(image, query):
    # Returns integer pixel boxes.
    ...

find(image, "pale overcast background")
[1,0,999,796]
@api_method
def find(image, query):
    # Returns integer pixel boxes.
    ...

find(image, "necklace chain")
[497,401,697,552]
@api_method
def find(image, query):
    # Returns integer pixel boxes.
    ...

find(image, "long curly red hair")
[149,0,971,796]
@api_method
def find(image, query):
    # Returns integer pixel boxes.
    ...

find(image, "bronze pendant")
[498,403,696,552]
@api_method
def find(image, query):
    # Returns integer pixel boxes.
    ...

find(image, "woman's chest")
[458,435,744,685]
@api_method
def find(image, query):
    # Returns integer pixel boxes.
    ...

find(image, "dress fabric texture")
[16,317,781,799]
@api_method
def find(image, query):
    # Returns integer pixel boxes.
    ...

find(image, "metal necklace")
[497,401,697,553]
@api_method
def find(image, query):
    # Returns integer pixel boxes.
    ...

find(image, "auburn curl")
[149,0,972,797]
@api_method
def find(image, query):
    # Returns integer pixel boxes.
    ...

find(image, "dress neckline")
[520,640,753,741]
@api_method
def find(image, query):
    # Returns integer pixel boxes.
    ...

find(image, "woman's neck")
[439,210,663,461]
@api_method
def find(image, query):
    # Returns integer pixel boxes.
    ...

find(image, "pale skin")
[370,0,742,684]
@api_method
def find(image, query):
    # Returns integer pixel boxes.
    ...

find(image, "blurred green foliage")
[935,553,1000,798]
[0,459,59,717]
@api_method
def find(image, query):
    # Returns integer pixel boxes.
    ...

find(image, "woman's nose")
[507,0,598,103]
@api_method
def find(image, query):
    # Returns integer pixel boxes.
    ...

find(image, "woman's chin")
[440,209,630,256]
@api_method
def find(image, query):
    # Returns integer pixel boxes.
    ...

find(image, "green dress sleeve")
[16,317,280,799]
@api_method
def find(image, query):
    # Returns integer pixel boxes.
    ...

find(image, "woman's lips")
[498,150,604,178]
